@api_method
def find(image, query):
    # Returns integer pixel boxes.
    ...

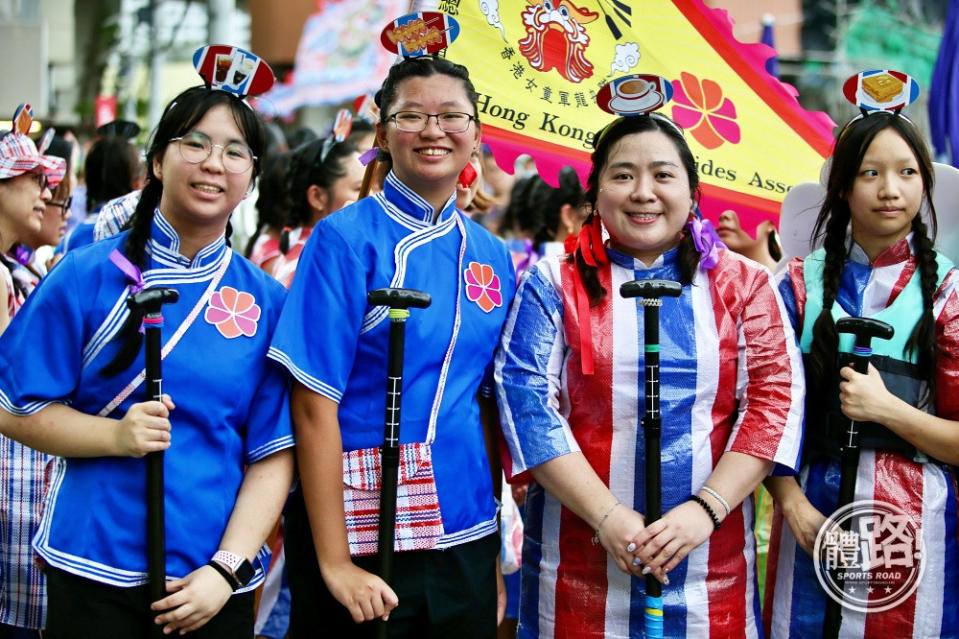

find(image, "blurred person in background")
[0,115,65,638]
[715,208,781,271]
[245,151,292,275]
[19,134,77,281]
[272,135,363,288]
[57,134,141,254]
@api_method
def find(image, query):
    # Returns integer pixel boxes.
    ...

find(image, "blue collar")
[606,244,682,279]
[382,171,457,226]
[146,209,227,270]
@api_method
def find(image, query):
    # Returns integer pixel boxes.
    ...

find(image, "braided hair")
[807,112,940,408]
[100,86,267,377]
[576,115,701,305]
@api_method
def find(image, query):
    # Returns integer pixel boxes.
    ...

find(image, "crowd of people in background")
[0,30,955,639]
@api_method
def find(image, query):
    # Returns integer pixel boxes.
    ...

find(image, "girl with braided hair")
[764,110,959,637]
[0,83,294,637]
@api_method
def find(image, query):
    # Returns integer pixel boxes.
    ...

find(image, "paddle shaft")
[367,288,431,639]
[823,317,894,639]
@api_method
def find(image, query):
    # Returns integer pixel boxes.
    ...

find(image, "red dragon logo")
[518,0,598,83]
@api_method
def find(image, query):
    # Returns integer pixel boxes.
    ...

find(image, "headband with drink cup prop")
[592,73,722,266]
[358,12,462,196]
[192,45,275,100]
[0,104,66,188]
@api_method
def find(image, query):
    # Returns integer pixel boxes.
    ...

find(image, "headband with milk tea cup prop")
[596,74,674,117]
[193,45,275,98]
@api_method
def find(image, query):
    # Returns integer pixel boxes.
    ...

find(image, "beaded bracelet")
[689,495,721,531]
[700,485,731,517]
[590,501,621,545]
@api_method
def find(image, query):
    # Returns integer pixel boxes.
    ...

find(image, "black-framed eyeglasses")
[170,132,256,174]
[47,195,72,218]
[387,111,475,134]
[28,171,49,192]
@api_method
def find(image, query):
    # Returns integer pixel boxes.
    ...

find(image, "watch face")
[235,559,254,586]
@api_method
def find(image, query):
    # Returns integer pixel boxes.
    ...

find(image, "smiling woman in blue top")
[269,55,515,638]
[0,85,294,637]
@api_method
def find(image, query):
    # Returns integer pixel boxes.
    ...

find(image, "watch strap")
[207,560,239,591]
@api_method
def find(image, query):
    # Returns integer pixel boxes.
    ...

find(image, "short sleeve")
[935,270,959,422]
[0,253,86,414]
[267,221,367,402]
[495,264,580,479]
[243,359,294,463]
[727,265,805,476]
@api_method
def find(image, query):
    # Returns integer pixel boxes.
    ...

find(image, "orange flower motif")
[204,286,261,338]
[464,261,502,313]
[670,72,741,150]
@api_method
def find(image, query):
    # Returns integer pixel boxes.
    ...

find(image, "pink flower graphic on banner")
[671,72,741,150]
[205,286,261,338]
[464,262,502,313]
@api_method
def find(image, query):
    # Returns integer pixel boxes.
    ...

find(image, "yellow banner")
[415,0,836,229]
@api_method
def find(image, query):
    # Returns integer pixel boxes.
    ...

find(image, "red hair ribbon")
[564,214,607,375]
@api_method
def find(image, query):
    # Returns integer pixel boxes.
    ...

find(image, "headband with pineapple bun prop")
[779,69,933,265]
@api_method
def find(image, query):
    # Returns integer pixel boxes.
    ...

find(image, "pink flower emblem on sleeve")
[464,261,503,313]
[204,286,261,338]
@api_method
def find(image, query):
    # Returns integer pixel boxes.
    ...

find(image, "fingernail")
[626,542,637,553]
[642,565,651,575]
[664,576,670,585]
[632,557,642,566]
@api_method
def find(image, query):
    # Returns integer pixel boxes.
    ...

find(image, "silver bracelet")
[590,501,621,544]
[700,485,731,517]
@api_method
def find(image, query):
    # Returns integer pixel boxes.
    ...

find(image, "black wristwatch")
[211,550,254,588]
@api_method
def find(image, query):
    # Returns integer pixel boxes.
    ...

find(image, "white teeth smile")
[194,184,222,193]
[418,149,450,156]
[628,213,658,220]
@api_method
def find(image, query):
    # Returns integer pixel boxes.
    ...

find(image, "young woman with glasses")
[0,120,64,639]
[16,134,77,283]
[270,55,515,638]
[0,85,294,637]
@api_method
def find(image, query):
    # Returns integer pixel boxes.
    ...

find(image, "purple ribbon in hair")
[685,216,725,270]
[358,147,379,166]
[109,249,148,332]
